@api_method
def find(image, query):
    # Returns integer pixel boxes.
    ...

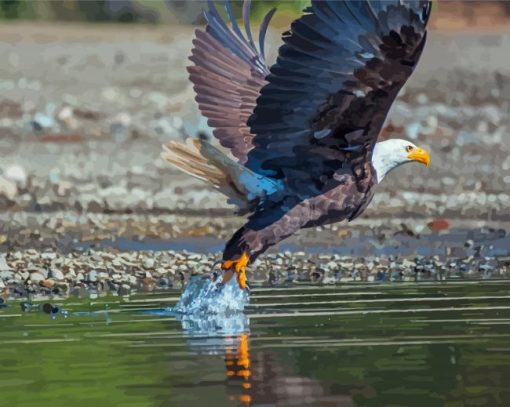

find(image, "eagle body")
[222,161,376,261]
[163,0,432,288]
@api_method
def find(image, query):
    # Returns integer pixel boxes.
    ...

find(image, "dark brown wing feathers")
[246,1,431,194]
[187,1,275,164]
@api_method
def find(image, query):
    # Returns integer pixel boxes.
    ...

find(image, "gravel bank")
[1,248,509,301]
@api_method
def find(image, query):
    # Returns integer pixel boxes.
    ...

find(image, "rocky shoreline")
[0,249,508,301]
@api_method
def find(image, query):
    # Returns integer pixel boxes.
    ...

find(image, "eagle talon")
[221,252,250,290]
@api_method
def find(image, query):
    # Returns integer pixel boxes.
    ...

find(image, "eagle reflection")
[173,278,351,405]
[176,310,253,405]
[178,313,344,407]
[224,334,253,406]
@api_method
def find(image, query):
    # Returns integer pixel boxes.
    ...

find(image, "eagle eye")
[405,145,414,153]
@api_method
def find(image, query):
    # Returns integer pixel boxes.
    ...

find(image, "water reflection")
[224,334,252,406]
[181,323,351,407]
[167,273,254,405]
[172,279,348,407]
[179,311,249,338]
[177,311,250,355]
[179,317,263,407]
[174,311,254,405]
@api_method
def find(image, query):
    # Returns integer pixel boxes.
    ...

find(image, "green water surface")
[1,281,510,407]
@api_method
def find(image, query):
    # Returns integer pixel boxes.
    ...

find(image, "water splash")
[168,274,250,349]
[146,275,250,349]
[172,275,249,315]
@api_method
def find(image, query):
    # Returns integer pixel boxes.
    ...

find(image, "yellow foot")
[221,252,249,289]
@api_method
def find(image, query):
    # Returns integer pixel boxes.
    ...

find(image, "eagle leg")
[221,251,250,289]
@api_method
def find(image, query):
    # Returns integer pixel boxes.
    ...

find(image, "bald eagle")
[163,0,432,289]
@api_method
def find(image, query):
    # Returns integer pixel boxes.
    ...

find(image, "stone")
[48,269,65,281]
[143,258,155,269]
[0,270,14,280]
[29,271,46,283]
[40,279,55,288]
[117,284,131,296]
[158,277,170,287]
[4,165,27,188]
[143,277,155,291]
[41,252,57,260]
[0,176,17,200]
[32,112,55,131]
[15,270,29,281]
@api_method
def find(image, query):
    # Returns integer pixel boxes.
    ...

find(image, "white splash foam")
[172,275,249,315]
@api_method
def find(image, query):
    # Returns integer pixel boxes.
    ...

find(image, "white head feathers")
[371,139,430,183]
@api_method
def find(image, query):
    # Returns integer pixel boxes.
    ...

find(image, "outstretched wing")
[246,0,431,192]
[188,0,276,164]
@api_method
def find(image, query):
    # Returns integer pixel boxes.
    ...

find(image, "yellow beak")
[408,147,430,167]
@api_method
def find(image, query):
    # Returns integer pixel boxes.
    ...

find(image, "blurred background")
[0,0,509,260]
[1,1,510,26]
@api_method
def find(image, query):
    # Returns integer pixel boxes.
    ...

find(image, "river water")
[1,280,510,406]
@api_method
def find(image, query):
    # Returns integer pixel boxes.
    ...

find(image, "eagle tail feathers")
[161,139,282,213]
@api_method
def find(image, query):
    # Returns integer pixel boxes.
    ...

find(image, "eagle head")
[372,139,430,183]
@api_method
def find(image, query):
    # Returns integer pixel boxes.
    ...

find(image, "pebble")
[143,258,155,269]
[20,302,32,312]
[29,271,46,283]
[117,284,131,296]
[42,303,59,315]
[48,269,65,281]
[32,112,55,131]
[40,279,55,288]
[0,270,14,280]
[0,176,17,200]
[15,270,28,281]
[4,165,27,188]
[158,277,170,287]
